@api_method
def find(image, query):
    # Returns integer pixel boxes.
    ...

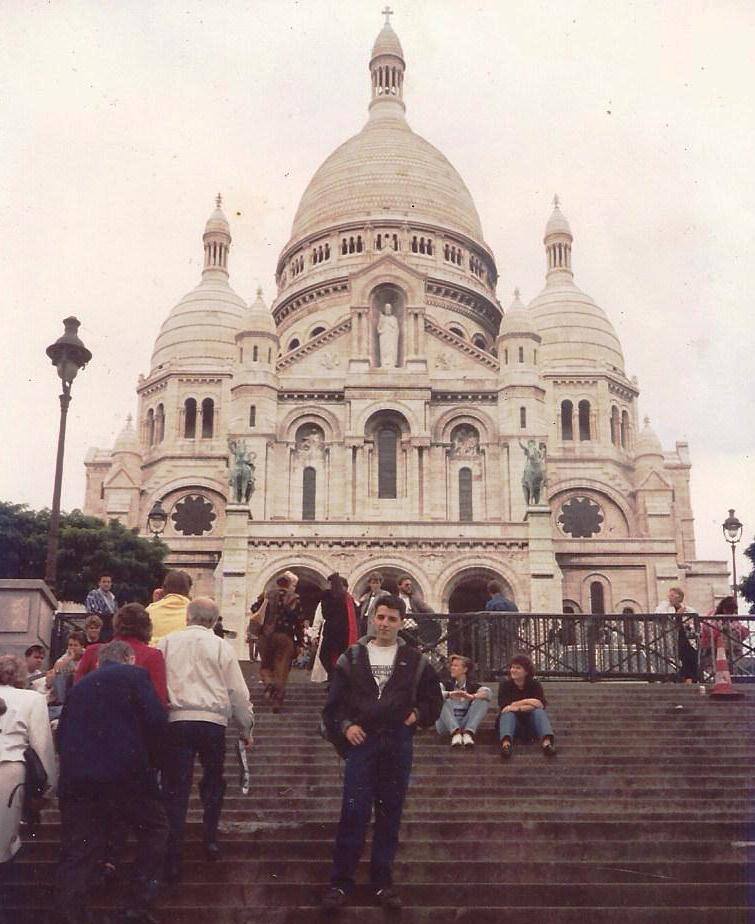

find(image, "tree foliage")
[741,538,755,615]
[0,502,168,605]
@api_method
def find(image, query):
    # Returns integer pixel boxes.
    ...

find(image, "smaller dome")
[205,194,230,236]
[499,288,538,338]
[635,416,663,457]
[371,22,404,61]
[239,286,276,336]
[113,414,139,453]
[545,195,572,239]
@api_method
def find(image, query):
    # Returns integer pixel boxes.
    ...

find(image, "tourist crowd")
[0,569,746,919]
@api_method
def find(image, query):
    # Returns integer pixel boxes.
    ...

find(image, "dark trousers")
[163,721,226,860]
[330,725,413,892]
[56,780,167,912]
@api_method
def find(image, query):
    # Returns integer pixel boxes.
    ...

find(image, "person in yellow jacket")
[148,571,192,643]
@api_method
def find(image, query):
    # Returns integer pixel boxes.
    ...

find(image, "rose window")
[557,496,604,539]
[171,495,216,536]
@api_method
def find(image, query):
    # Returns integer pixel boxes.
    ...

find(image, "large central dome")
[289,119,485,245]
[286,20,486,251]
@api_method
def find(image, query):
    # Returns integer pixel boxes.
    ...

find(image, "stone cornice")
[425,279,502,328]
[278,391,346,403]
[273,279,350,326]
[138,369,232,396]
[246,536,527,552]
[431,390,498,403]
[276,318,352,371]
[425,317,500,371]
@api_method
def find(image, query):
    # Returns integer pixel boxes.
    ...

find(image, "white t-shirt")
[367,641,397,697]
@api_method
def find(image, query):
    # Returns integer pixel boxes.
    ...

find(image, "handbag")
[24,746,48,799]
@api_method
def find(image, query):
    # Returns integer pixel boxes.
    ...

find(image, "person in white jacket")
[157,597,254,881]
[0,655,57,863]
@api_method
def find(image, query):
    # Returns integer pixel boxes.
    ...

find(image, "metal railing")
[410,612,755,684]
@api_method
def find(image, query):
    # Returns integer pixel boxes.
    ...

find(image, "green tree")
[740,538,755,615]
[0,501,168,605]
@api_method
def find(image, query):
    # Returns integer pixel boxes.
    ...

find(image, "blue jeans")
[162,721,226,860]
[330,725,413,892]
[497,708,554,743]
[435,697,491,736]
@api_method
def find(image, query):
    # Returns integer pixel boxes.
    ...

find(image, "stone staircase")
[7,669,755,923]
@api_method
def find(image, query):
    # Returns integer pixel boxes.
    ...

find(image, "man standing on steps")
[157,597,254,882]
[320,594,443,913]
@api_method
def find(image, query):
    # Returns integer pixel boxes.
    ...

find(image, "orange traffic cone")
[709,635,744,700]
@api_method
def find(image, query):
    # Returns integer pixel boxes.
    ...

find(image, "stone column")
[349,306,371,373]
[219,504,252,658]
[525,505,563,613]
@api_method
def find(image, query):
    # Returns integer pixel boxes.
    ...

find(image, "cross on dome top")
[216,193,223,209]
[382,5,394,25]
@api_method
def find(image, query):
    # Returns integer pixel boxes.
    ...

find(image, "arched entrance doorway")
[351,566,428,602]
[268,566,327,623]
[444,568,517,675]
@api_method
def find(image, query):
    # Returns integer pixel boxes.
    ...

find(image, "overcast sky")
[2,0,753,592]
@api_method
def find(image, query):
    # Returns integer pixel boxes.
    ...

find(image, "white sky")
[1,0,753,591]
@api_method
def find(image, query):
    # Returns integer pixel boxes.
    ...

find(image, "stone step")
[17,838,755,863]
[6,881,751,908]
[6,858,754,885]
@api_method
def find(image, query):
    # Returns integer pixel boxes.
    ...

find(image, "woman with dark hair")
[317,573,358,682]
[75,603,167,705]
[701,596,749,675]
[497,655,555,758]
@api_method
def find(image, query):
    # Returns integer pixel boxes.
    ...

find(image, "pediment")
[103,465,138,489]
[425,319,500,373]
[349,254,427,304]
[635,469,673,492]
[277,317,351,372]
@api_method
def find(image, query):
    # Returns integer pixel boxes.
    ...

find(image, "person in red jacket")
[75,603,167,706]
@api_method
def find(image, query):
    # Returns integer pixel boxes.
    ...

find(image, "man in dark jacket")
[320,594,442,912]
[55,640,169,923]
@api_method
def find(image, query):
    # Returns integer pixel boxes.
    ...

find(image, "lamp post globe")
[44,317,92,591]
[722,508,743,608]
[147,500,168,540]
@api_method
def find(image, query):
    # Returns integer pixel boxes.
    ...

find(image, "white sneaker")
[462,732,475,747]
[451,731,463,747]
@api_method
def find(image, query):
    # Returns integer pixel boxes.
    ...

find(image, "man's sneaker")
[451,730,463,747]
[462,731,475,747]
[321,887,347,912]
[375,887,403,911]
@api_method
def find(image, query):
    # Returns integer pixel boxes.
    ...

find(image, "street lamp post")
[722,508,743,607]
[44,317,92,591]
[147,499,168,541]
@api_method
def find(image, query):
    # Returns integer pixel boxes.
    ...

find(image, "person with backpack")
[320,594,442,912]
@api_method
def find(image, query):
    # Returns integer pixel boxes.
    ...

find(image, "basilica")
[83,15,728,643]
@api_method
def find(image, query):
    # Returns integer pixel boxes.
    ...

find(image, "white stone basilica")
[83,16,729,642]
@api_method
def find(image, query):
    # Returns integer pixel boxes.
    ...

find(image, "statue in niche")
[377,302,400,368]
[296,425,325,458]
[451,426,480,457]
[520,439,547,506]
[228,439,256,505]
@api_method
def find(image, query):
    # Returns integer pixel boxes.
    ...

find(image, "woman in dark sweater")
[497,654,555,758]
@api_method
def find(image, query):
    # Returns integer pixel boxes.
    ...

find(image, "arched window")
[155,404,165,443]
[310,327,325,339]
[411,235,418,253]
[183,398,197,439]
[590,581,606,615]
[252,345,258,362]
[561,400,573,440]
[249,405,256,428]
[621,410,629,449]
[610,406,620,445]
[341,238,348,255]
[268,348,272,363]
[302,467,316,520]
[146,408,155,446]
[377,426,398,499]
[201,398,214,439]
[504,348,508,365]
[449,326,465,339]
[288,338,300,352]
[473,335,486,351]
[458,467,473,522]
[520,406,527,429]
[518,346,524,363]
[578,400,591,441]
[392,234,399,251]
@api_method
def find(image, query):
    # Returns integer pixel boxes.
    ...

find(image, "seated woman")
[497,654,555,758]
[436,654,491,747]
